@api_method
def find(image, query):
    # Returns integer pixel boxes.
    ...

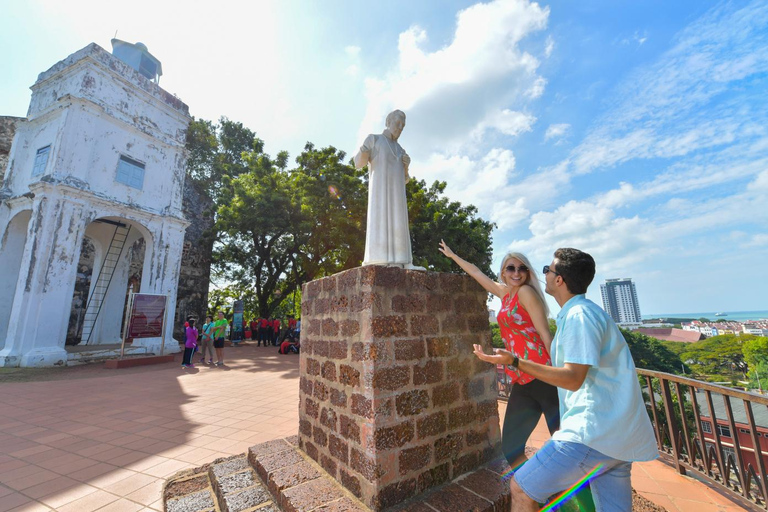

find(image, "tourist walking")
[198,316,214,364]
[212,311,228,366]
[474,248,658,511]
[440,240,559,469]
[182,319,198,368]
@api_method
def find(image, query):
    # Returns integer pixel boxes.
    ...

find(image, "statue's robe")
[354,133,413,266]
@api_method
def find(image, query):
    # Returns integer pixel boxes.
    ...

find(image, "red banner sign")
[128,294,167,338]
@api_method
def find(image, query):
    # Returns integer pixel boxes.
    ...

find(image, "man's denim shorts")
[513,440,632,512]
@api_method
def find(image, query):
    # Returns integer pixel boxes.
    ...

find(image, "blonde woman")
[439,241,559,469]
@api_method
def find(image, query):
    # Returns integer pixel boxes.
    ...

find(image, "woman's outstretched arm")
[439,240,507,299]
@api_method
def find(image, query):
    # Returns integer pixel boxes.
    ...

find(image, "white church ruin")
[0,41,204,367]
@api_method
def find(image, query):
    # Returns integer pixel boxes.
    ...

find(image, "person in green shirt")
[212,311,228,366]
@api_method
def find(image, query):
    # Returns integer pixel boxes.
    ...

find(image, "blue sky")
[1,0,766,316]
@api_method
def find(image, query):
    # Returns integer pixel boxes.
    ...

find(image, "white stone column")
[131,217,187,354]
[0,192,88,367]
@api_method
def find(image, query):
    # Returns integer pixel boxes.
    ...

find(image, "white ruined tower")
[0,41,190,367]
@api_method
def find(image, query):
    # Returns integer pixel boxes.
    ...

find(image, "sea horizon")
[642,310,768,322]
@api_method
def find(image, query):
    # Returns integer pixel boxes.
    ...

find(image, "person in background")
[288,315,297,331]
[212,311,228,366]
[259,316,270,346]
[250,318,258,340]
[273,317,281,346]
[182,319,198,368]
[198,316,214,364]
[440,240,559,470]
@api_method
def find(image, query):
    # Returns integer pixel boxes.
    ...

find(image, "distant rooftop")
[638,327,703,343]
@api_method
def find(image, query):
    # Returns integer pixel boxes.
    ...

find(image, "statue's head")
[385,110,406,139]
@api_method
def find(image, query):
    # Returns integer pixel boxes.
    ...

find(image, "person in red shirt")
[249,319,258,340]
[288,315,297,330]
[440,240,558,470]
[259,317,270,346]
[272,317,281,345]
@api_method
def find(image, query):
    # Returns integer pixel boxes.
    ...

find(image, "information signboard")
[128,294,167,339]
[232,300,244,342]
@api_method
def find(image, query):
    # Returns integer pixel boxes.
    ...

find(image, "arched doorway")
[0,210,32,349]
[66,217,153,346]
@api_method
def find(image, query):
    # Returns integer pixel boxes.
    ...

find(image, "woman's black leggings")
[502,378,560,466]
[182,346,195,365]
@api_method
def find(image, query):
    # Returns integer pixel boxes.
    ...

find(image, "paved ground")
[0,343,746,511]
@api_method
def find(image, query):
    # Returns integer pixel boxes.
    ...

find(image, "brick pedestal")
[298,266,501,510]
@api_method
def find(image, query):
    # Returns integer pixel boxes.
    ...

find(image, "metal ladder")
[80,222,131,345]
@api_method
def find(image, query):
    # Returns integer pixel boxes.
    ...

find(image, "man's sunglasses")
[543,265,561,276]
[505,265,529,273]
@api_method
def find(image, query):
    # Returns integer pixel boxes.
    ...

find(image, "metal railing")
[495,366,768,510]
[639,369,768,511]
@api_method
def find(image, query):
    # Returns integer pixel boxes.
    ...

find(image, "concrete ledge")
[104,354,175,369]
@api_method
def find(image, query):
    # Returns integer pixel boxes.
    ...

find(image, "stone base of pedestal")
[298,266,503,510]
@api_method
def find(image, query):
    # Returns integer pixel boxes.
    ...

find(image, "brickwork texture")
[298,266,501,510]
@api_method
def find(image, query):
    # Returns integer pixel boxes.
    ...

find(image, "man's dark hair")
[188,319,196,328]
[554,248,595,295]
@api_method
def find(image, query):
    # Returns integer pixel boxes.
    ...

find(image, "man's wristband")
[511,355,519,368]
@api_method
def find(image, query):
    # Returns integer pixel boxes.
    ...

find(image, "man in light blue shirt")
[473,248,658,511]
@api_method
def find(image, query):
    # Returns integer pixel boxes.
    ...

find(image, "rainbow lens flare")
[539,464,603,512]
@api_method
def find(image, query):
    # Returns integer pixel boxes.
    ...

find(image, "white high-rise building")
[601,278,642,325]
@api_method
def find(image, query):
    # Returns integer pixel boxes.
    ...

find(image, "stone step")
[66,345,150,364]
[165,437,663,512]
[209,455,277,512]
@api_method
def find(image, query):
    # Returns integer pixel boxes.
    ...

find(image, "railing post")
[743,399,768,508]
[661,378,686,475]
[723,395,748,498]
[675,382,694,465]
[646,376,663,452]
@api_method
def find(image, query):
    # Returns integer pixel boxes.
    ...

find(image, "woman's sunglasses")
[505,265,529,273]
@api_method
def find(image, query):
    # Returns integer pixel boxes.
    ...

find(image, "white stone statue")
[354,110,424,270]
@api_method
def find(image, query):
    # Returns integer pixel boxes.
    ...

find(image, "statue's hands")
[402,154,411,168]
[438,239,455,259]
[472,344,514,366]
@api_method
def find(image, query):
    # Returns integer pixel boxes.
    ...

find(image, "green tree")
[490,323,503,348]
[621,329,686,374]
[185,117,263,203]
[742,336,768,367]
[680,334,749,380]
[407,179,495,276]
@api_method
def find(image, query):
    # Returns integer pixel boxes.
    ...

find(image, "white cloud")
[357,0,550,154]
[472,109,536,140]
[416,148,518,217]
[743,234,768,248]
[491,198,530,231]
[544,36,555,58]
[544,123,570,142]
[345,45,361,57]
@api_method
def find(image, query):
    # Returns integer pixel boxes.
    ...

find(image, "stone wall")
[173,178,214,338]
[0,116,25,184]
[298,266,501,511]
